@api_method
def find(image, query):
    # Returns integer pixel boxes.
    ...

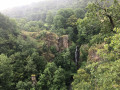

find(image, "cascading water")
[75,46,80,67]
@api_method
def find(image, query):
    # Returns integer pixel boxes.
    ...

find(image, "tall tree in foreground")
[0,54,13,90]
[87,0,120,33]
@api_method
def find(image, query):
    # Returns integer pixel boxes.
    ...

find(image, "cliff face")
[43,32,69,52]
[30,31,69,61]
[22,31,69,61]
[58,35,69,52]
[43,32,69,61]
[45,32,59,51]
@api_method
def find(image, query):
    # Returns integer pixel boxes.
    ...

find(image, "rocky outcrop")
[43,32,69,61]
[22,31,69,61]
[27,31,69,61]
[58,35,69,52]
[43,32,69,52]
[88,43,105,62]
[45,32,59,51]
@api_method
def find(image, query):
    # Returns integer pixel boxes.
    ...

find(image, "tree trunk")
[106,14,115,31]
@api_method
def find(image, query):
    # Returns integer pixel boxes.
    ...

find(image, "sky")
[0,0,43,10]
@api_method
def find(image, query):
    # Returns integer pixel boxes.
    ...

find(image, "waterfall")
[75,46,79,66]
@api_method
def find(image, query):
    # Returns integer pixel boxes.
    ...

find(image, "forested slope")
[1,0,94,21]
[0,0,120,90]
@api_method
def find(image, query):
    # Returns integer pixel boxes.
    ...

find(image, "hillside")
[1,0,94,21]
[1,0,120,90]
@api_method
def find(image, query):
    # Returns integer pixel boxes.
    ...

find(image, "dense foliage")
[0,0,120,90]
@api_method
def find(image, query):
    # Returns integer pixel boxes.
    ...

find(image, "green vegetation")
[0,0,120,90]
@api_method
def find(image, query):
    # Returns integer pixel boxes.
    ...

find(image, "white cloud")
[0,0,43,10]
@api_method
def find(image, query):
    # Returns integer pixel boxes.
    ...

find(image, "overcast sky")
[0,0,43,10]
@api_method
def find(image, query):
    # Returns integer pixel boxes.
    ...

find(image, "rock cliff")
[58,35,69,52]
[29,31,69,61]
[42,32,69,52]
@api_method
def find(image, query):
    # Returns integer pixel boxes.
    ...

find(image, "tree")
[0,54,13,90]
[17,18,27,30]
[87,0,120,33]
[67,15,77,27]
[0,13,18,56]
[16,81,32,90]
[54,49,76,71]
[46,11,54,25]
[37,62,57,90]
[75,8,85,19]
[37,62,67,90]
[77,17,101,45]
[72,69,92,90]
[25,56,37,77]
[51,67,67,90]
[57,8,75,28]
[53,49,77,86]
[57,8,74,19]
[53,15,65,29]
[31,52,47,73]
